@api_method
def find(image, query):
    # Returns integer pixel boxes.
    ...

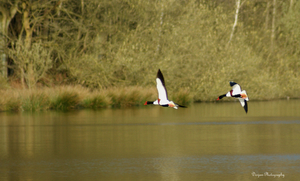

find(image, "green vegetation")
[107,86,154,108]
[22,92,50,111]
[0,0,300,111]
[0,86,193,112]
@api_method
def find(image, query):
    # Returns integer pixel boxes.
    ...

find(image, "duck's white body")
[155,76,178,108]
[218,81,249,113]
[144,69,186,109]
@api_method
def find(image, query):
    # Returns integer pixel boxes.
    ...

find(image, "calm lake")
[0,99,300,181]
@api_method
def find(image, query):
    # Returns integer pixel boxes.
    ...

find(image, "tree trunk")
[22,2,34,88]
[227,0,241,46]
[76,0,84,49]
[23,2,32,49]
[152,0,164,62]
[0,13,9,78]
[156,1,164,54]
[271,0,276,52]
[289,0,293,11]
[20,67,25,89]
[0,1,19,78]
[265,1,270,30]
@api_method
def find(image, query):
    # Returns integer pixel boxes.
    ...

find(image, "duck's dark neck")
[218,94,226,100]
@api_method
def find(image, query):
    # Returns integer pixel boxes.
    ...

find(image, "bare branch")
[271,0,276,52]
[227,0,241,46]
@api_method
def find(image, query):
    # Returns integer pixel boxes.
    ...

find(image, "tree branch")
[271,0,276,52]
[227,0,241,46]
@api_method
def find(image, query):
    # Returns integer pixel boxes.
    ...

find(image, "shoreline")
[0,85,297,112]
[0,85,191,112]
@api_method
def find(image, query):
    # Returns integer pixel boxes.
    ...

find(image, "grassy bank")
[0,86,193,112]
[1,83,299,112]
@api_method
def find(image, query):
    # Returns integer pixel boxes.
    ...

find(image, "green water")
[0,100,299,180]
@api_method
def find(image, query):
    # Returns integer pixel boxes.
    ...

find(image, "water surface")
[0,100,300,180]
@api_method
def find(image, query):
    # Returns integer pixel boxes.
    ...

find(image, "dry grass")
[169,89,193,106]
[0,85,183,112]
[82,93,111,109]
[46,86,87,111]
[106,86,156,108]
[2,70,299,112]
[21,91,50,111]
[1,79,299,112]
[0,90,21,111]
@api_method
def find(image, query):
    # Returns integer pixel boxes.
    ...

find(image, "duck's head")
[144,101,152,105]
[144,100,159,105]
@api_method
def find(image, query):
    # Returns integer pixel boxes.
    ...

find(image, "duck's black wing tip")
[157,69,165,86]
[229,81,238,87]
[243,100,248,113]
[178,105,187,108]
[157,69,163,78]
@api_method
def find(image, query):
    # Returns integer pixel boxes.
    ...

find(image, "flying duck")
[217,81,249,113]
[144,69,186,109]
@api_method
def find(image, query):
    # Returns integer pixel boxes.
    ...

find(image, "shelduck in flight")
[217,81,249,113]
[144,69,186,109]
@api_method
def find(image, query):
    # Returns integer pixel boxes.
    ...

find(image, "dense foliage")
[1,0,299,101]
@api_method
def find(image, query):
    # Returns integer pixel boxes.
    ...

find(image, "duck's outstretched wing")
[230,81,242,95]
[156,69,168,101]
[238,98,248,113]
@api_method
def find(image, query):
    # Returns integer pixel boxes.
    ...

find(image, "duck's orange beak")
[168,103,175,108]
[144,101,148,105]
[241,94,247,99]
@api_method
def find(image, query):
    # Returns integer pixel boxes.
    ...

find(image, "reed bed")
[107,86,156,108]
[169,89,193,106]
[0,85,193,112]
[0,90,21,112]
[1,83,299,112]
[82,93,111,109]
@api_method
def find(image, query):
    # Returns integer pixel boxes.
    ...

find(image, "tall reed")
[1,85,190,112]
[82,92,110,109]
[107,86,156,108]
[21,91,50,111]
[47,86,87,111]
[170,89,193,106]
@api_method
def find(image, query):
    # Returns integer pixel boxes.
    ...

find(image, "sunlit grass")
[0,89,50,112]
[50,92,80,111]
[0,86,160,112]
[21,91,50,111]
[170,89,193,106]
[82,92,110,109]
[1,81,298,113]
[107,86,156,108]
[47,85,87,111]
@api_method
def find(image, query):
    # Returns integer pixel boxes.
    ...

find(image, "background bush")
[1,0,300,102]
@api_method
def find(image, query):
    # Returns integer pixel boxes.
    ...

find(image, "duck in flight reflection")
[144,69,187,109]
[217,81,249,113]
